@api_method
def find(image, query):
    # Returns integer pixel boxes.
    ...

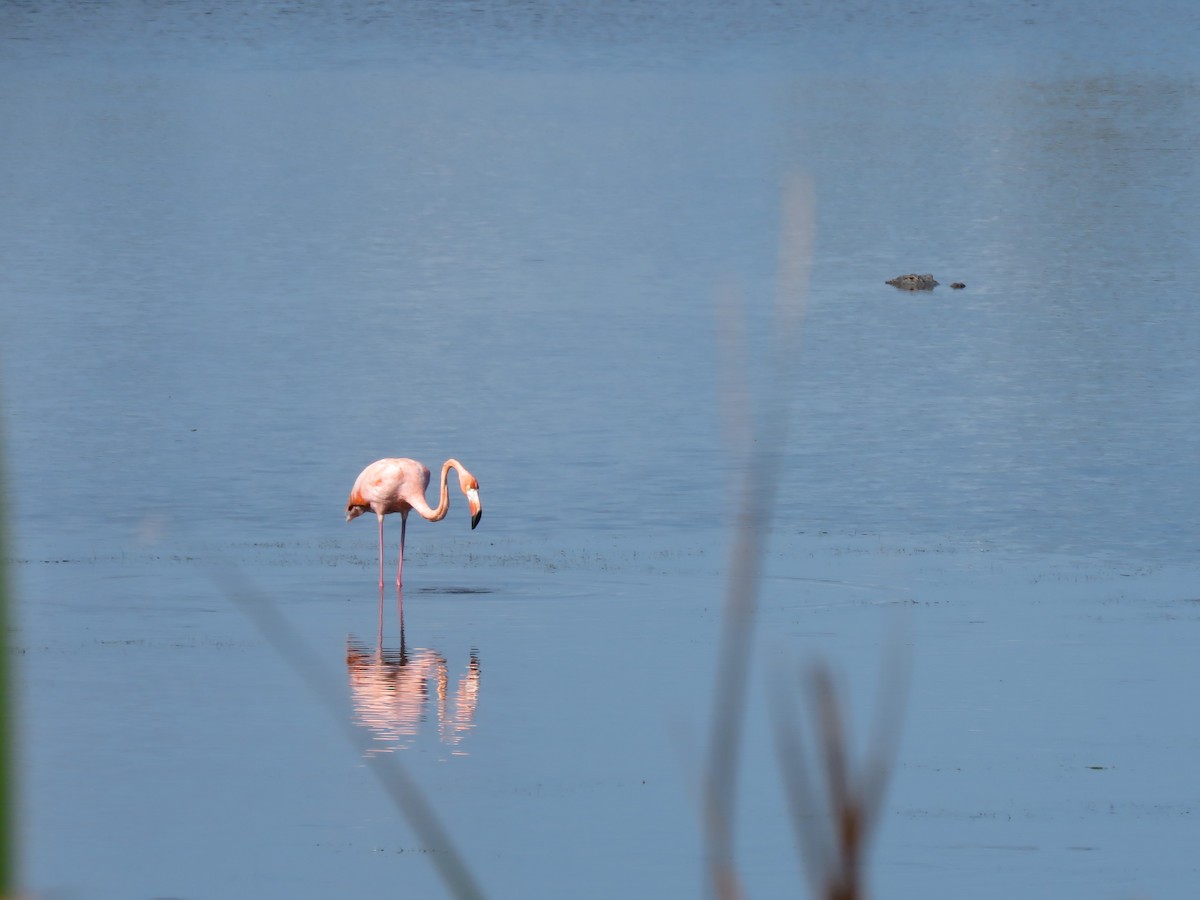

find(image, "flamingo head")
[458,471,482,529]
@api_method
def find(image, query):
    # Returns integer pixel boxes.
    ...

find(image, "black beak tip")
[471,511,482,530]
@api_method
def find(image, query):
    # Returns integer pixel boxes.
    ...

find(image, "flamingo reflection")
[346,627,481,757]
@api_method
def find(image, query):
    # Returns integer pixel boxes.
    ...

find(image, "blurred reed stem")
[771,653,907,900]
[0,411,16,894]
[703,175,814,899]
[219,573,485,900]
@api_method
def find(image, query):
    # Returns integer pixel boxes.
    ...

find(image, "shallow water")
[3,1,1200,898]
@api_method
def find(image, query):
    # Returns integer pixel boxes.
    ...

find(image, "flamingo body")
[346,457,482,588]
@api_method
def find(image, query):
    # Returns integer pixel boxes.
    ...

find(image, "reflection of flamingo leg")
[346,639,478,755]
[397,583,405,645]
[377,582,385,647]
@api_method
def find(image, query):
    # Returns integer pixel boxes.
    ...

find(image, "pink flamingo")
[346,458,482,588]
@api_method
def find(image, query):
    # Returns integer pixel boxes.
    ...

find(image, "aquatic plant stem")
[770,647,909,900]
[218,570,485,900]
[703,175,813,899]
[0,411,15,893]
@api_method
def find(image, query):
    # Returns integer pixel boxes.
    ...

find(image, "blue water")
[3,2,1200,898]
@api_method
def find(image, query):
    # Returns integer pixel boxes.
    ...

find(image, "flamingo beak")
[467,488,482,529]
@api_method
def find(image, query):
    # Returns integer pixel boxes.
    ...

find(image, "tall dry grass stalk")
[214,171,903,900]
[771,650,908,900]
[704,175,907,900]
[218,572,485,900]
[703,174,814,899]
[0,413,15,895]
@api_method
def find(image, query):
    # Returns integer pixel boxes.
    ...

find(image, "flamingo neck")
[417,459,462,522]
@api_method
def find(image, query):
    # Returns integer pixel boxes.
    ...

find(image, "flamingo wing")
[347,458,431,518]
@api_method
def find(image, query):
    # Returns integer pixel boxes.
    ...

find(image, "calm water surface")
[2,2,1199,897]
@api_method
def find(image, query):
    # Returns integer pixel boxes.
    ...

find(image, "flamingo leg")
[376,513,385,589]
[397,511,408,588]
